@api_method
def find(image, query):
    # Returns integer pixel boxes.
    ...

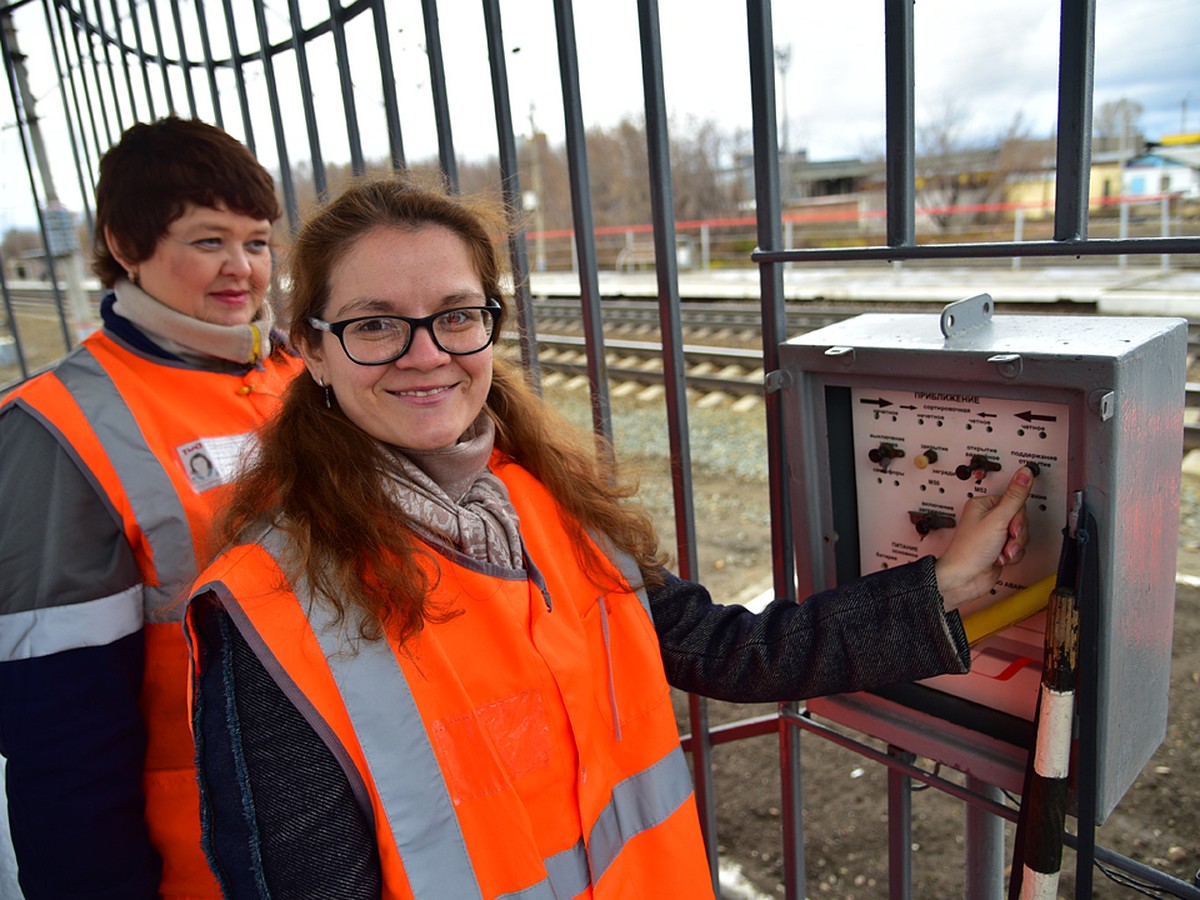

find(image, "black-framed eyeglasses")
[309,302,500,366]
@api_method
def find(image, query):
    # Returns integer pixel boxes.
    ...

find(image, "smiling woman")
[0,116,305,899]
[180,174,1034,899]
[303,225,497,451]
[111,204,274,327]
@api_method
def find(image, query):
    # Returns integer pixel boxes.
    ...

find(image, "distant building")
[1123,137,1200,200]
[727,132,1196,233]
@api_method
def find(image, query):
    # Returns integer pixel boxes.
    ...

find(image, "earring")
[128,269,139,285]
[317,376,331,409]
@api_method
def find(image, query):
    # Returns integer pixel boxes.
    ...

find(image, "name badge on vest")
[177,433,256,492]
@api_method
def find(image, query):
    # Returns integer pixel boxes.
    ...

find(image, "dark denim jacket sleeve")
[190,598,382,899]
[649,556,971,703]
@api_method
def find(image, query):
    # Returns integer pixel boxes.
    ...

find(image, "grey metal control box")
[777,298,1185,821]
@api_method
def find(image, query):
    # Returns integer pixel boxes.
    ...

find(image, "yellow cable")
[961,574,1056,646]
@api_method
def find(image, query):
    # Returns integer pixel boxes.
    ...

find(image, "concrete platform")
[526,264,1200,317]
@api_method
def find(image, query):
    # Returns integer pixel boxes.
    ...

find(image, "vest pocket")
[432,689,553,805]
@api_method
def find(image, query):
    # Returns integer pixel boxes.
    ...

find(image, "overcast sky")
[2,0,1197,232]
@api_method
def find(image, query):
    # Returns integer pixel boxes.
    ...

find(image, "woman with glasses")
[184,175,1033,898]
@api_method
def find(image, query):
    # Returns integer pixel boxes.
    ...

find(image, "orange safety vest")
[3,328,301,899]
[186,455,715,899]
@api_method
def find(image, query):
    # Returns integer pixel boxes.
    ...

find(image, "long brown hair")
[217,175,666,643]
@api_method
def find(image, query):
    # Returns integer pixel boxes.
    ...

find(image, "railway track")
[519,297,1200,451]
[9,288,1200,447]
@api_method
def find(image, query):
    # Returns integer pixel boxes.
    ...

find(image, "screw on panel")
[988,353,1023,379]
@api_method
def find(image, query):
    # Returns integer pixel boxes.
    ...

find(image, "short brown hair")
[93,117,281,287]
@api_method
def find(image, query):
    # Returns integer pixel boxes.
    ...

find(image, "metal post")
[1052,0,1096,242]
[552,0,613,450]
[481,0,540,391]
[1161,193,1171,272]
[637,0,713,885]
[884,0,915,248]
[966,776,1005,900]
[1118,200,1129,269]
[887,746,914,900]
[288,0,328,206]
[251,0,298,229]
[420,0,458,190]
[327,0,365,175]
[1012,208,1024,270]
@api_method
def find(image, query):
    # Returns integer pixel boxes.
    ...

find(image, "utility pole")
[526,104,547,273]
[4,13,95,340]
[774,43,791,206]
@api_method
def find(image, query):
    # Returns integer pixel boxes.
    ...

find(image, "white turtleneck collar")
[111,278,274,365]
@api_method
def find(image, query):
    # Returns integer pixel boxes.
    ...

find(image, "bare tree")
[670,115,739,222]
[915,98,1046,232]
[1094,98,1145,157]
[915,96,976,231]
[586,117,653,228]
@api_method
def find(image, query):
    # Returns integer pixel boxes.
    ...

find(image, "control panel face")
[850,386,1071,718]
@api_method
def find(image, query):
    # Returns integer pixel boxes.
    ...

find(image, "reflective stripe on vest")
[0,584,141,660]
[54,347,197,614]
[251,527,696,900]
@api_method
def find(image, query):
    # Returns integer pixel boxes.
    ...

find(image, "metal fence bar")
[122,0,154,122]
[90,0,126,129]
[745,4,804,900]
[552,0,613,451]
[193,0,224,130]
[368,0,405,173]
[752,235,1200,264]
[218,0,255,152]
[143,0,173,115]
[887,747,915,900]
[327,0,364,176]
[0,257,30,381]
[635,0,716,888]
[60,2,105,158]
[101,0,134,124]
[74,1,111,141]
[44,1,96,232]
[779,707,1200,900]
[420,0,457,192]
[288,0,327,206]
[884,0,915,248]
[1053,0,1096,243]
[480,0,540,392]
[166,0,197,118]
[1,12,71,353]
[250,0,297,230]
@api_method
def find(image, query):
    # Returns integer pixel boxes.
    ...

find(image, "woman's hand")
[935,465,1035,611]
